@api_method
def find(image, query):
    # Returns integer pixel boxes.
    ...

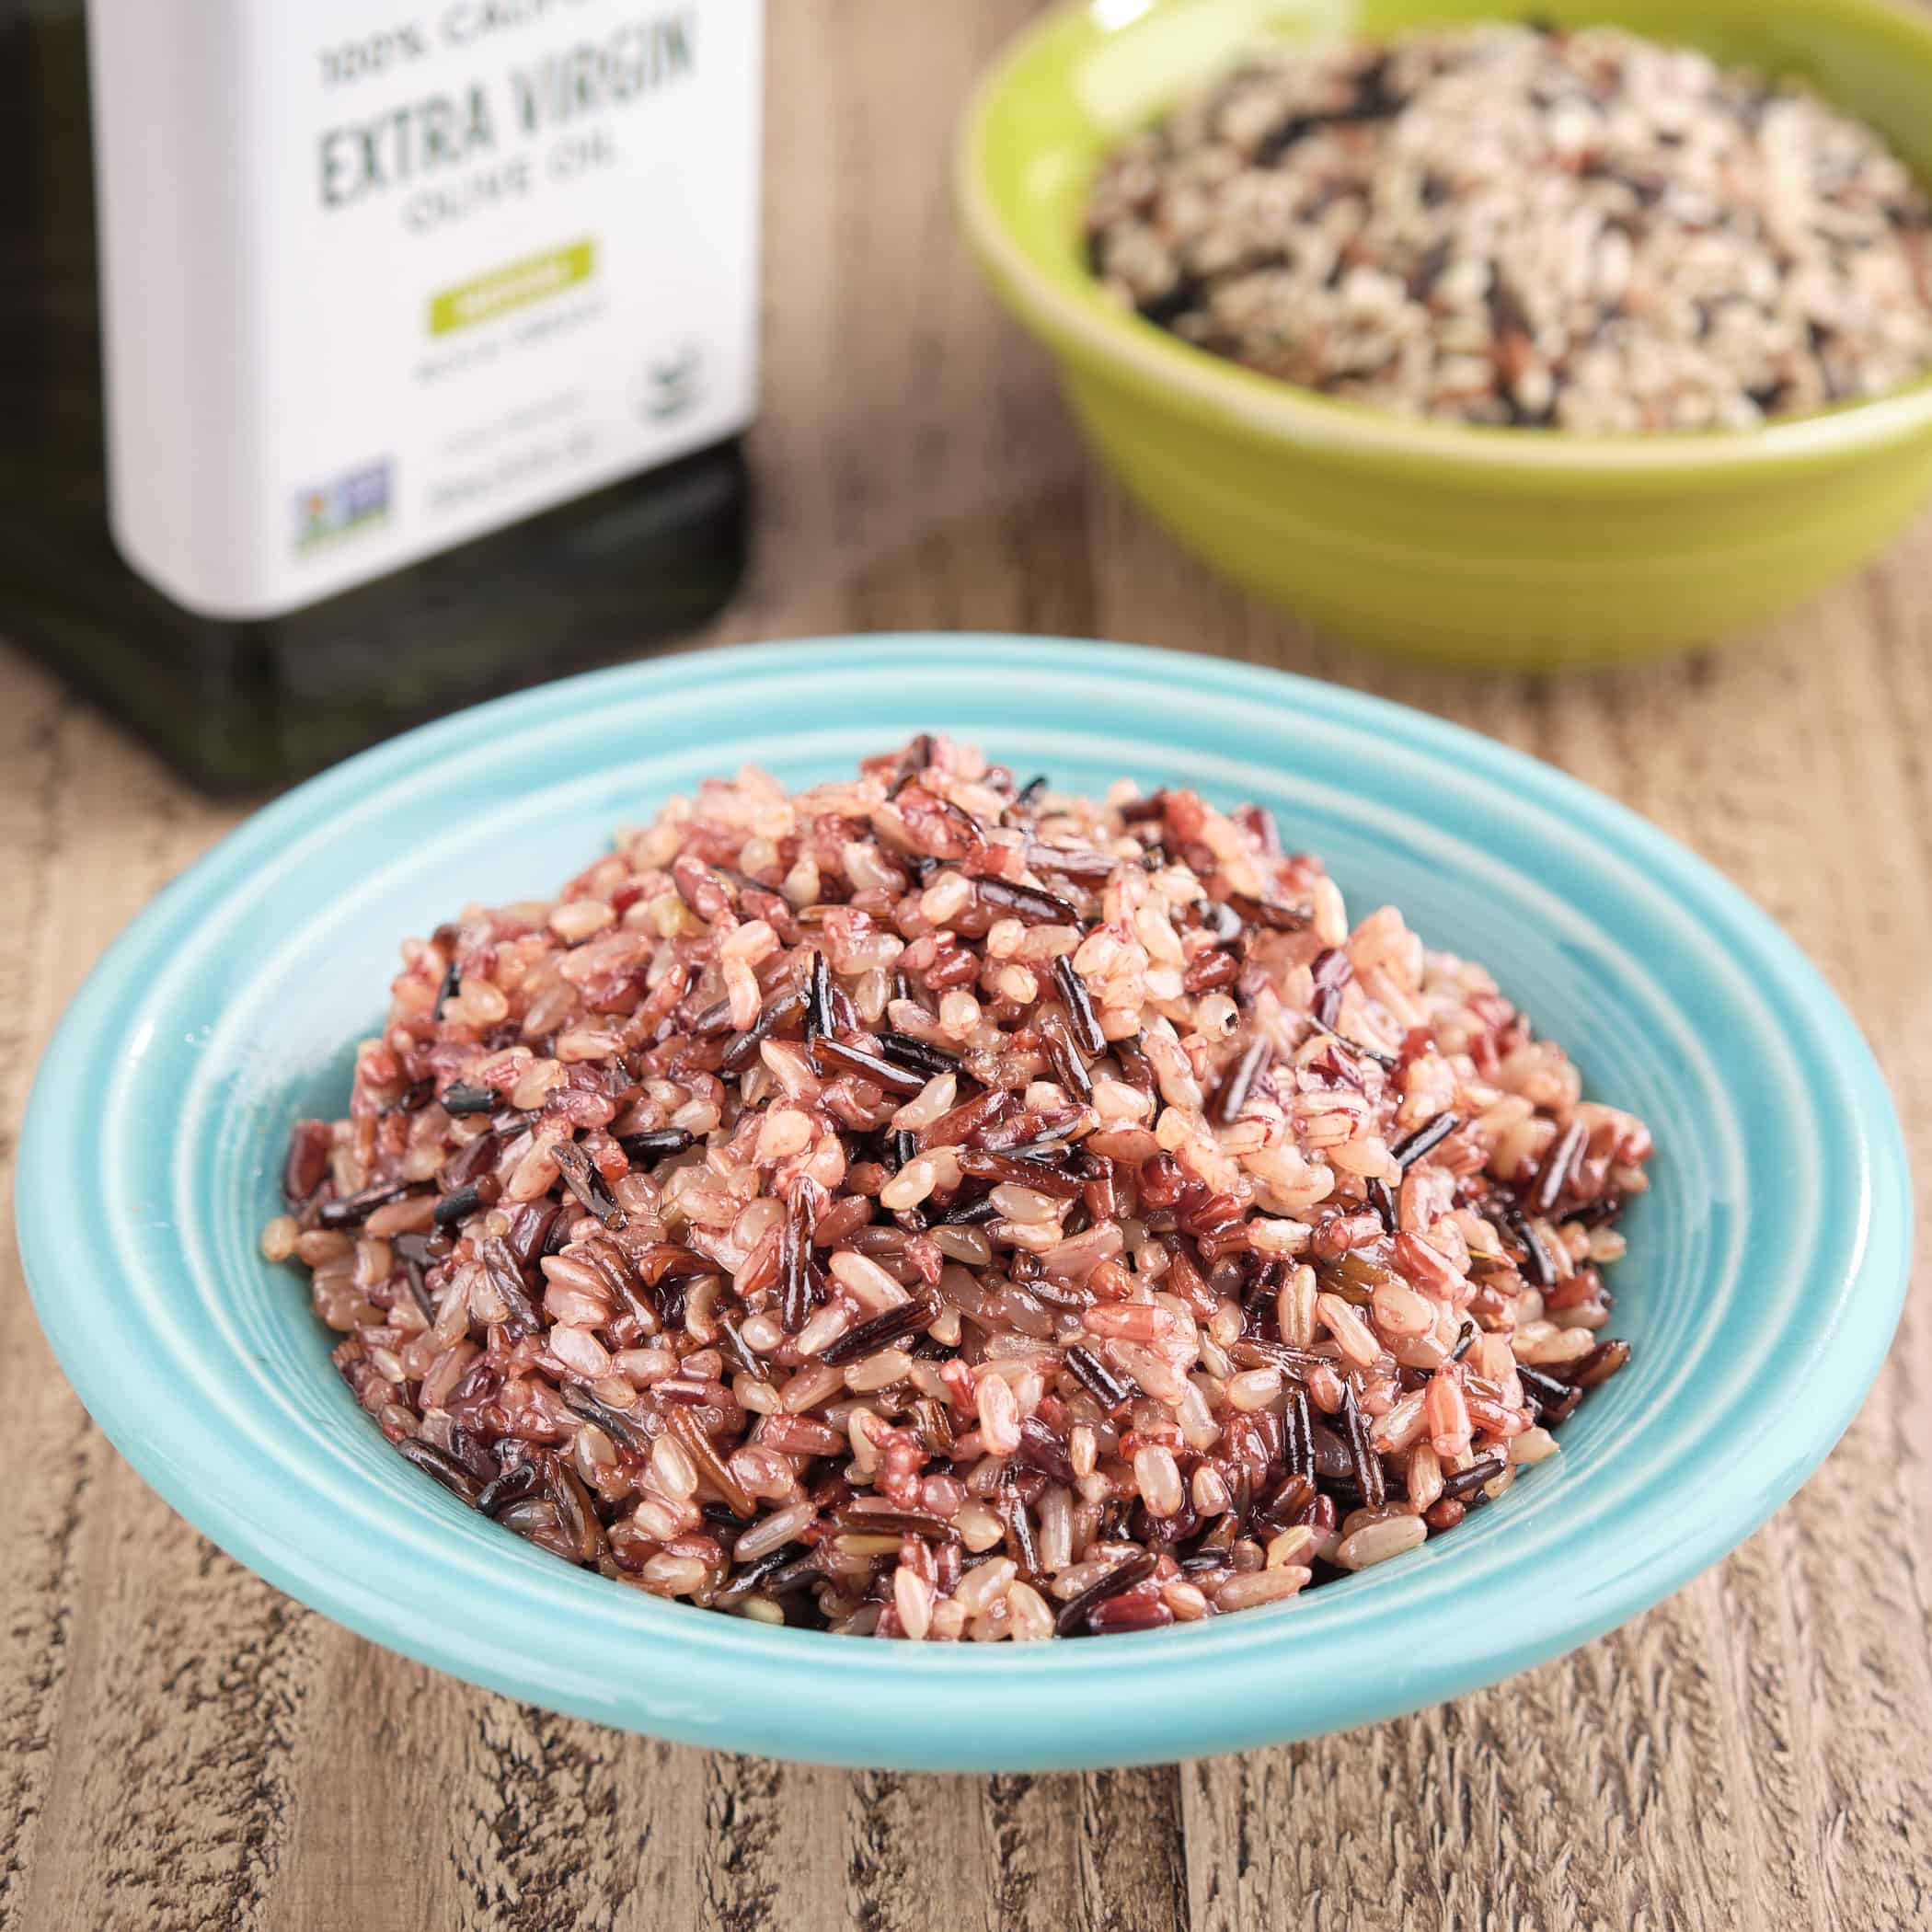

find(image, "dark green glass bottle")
[0,2,757,792]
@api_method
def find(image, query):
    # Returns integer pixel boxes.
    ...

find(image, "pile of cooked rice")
[1086,23,1932,431]
[266,740,1648,1639]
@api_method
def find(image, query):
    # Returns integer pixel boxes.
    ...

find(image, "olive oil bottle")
[0,2,759,790]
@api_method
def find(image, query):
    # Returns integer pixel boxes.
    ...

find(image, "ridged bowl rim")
[16,635,1910,1769]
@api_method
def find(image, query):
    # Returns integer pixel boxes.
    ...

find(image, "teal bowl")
[956,0,1932,668]
[16,638,1910,1769]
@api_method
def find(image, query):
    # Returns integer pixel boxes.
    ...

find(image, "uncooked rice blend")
[268,740,1649,1639]
[1085,23,1932,431]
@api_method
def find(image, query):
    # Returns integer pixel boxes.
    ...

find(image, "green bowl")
[956,0,1932,668]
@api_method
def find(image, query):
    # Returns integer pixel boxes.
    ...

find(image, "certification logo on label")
[641,344,703,421]
[295,461,392,554]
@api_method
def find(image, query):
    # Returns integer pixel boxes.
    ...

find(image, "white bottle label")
[86,0,761,621]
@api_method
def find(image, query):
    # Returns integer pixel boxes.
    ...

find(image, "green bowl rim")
[955,0,1932,481]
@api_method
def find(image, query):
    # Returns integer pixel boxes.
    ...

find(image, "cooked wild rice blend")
[269,742,1649,1639]
[1085,23,1932,431]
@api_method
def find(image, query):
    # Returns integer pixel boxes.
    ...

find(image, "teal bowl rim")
[955,0,1932,481]
[15,635,1911,1770]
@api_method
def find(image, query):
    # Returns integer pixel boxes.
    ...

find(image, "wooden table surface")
[4,6,1929,1927]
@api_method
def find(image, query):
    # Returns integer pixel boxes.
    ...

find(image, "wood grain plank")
[272,1651,721,1932]
[1079,1770,1190,1932]
[0,652,84,1932]
[694,1755,845,1932]
[978,1775,1085,1931]
[0,697,275,1932]
[846,1771,988,1932]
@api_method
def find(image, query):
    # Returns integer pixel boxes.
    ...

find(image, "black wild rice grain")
[808,950,835,1040]
[1570,1190,1626,1229]
[635,1243,721,1286]
[1064,1344,1130,1409]
[911,1397,956,1456]
[316,1179,423,1230]
[390,1075,436,1114]
[1366,1176,1397,1234]
[477,1236,544,1340]
[1515,1361,1582,1424]
[938,1190,1001,1227]
[1001,1492,1041,1575]
[722,985,808,1075]
[1440,1453,1507,1501]
[398,1438,486,1506]
[1052,953,1106,1055]
[552,1141,627,1229]
[1284,1386,1316,1483]
[762,1551,828,1594]
[615,1127,696,1163]
[1506,1205,1557,1289]
[1054,1552,1160,1636]
[877,1031,961,1079]
[432,1183,487,1228]
[831,1504,958,1541]
[689,995,736,1039]
[582,1235,663,1330]
[556,1382,650,1455]
[954,1148,1085,1196]
[441,1081,497,1116]
[1110,1035,1157,1098]
[1390,1111,1462,1168]
[1341,1383,1386,1509]
[1532,1119,1588,1215]
[1041,1012,1094,1101]
[1310,948,1353,1029]
[977,878,1084,926]
[1307,1010,1399,1068]
[1230,1339,1328,1378]
[820,1290,943,1365]
[550,1463,606,1563]
[477,1458,544,1518]
[1014,1415,1079,1485]
[1567,1339,1632,1389]
[719,1317,761,1379]
[1215,1033,1271,1125]
[716,1545,811,1603]
[396,1245,436,1322]
[807,1035,927,1097]
[1228,892,1312,933]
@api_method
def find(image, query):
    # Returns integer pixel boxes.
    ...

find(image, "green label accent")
[429,238,596,335]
